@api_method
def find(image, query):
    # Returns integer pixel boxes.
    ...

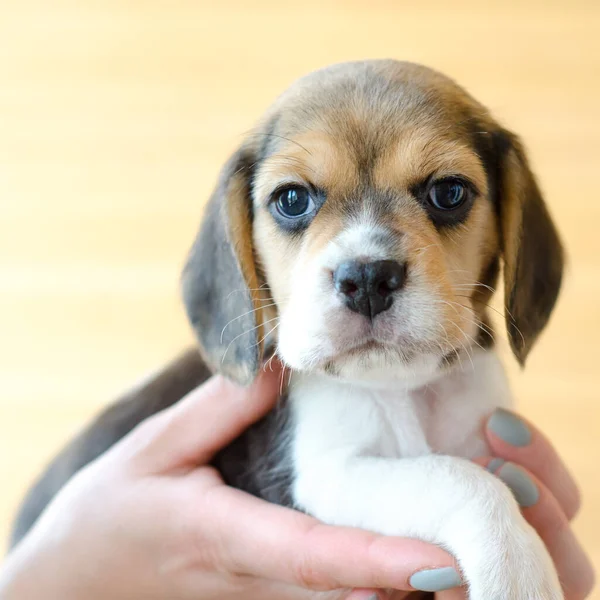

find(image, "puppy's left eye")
[428,178,468,210]
[275,186,315,218]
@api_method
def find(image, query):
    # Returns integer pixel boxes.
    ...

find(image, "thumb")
[124,358,286,473]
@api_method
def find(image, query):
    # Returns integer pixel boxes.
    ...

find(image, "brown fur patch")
[250,62,507,360]
[374,132,489,196]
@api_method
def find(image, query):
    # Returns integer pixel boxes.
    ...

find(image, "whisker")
[279,362,288,396]
[226,284,270,299]
[414,243,440,254]
[452,294,523,342]
[446,269,472,275]
[438,299,463,318]
[438,323,465,371]
[457,324,485,354]
[434,297,493,369]
[221,318,274,365]
[247,132,313,156]
[252,319,280,349]
[263,154,318,173]
[220,303,279,343]
[453,281,497,294]
[263,352,277,373]
[455,331,475,371]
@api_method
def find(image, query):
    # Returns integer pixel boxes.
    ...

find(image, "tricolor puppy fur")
[183,60,564,598]
[12,60,565,599]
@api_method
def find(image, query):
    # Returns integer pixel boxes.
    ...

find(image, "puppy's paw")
[463,520,562,600]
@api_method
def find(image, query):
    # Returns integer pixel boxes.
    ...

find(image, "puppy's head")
[182,60,564,386]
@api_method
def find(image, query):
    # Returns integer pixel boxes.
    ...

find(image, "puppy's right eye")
[275,186,314,218]
[268,184,324,233]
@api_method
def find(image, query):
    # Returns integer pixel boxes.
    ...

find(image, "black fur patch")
[214,395,295,507]
[506,190,564,362]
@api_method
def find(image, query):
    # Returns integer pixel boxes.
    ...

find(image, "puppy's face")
[252,66,497,382]
[183,61,563,386]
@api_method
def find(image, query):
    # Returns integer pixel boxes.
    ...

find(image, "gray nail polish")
[488,408,532,447]
[486,457,506,473]
[498,463,539,507]
[409,567,462,592]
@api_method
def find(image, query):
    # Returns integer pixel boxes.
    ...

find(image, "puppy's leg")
[293,454,561,600]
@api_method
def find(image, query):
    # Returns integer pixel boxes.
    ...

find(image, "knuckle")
[187,515,228,572]
[293,554,334,590]
[126,413,166,450]
[179,489,231,573]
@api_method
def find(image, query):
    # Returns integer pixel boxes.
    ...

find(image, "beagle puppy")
[11,60,565,599]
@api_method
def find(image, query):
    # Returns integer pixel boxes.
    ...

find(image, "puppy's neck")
[288,347,513,459]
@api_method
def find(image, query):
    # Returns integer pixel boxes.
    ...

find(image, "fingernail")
[409,567,462,592]
[488,408,532,447]
[486,457,506,473]
[498,462,539,507]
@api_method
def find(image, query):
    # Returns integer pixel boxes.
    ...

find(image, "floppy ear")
[181,147,266,385]
[497,131,564,365]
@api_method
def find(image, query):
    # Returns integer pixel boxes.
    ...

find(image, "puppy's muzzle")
[333,259,407,319]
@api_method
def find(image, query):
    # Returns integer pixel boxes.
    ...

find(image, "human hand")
[0,361,460,600]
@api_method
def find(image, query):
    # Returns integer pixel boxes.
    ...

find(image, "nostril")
[369,260,407,297]
[333,261,365,298]
[335,279,358,296]
[377,281,392,296]
[338,280,359,296]
[384,262,407,293]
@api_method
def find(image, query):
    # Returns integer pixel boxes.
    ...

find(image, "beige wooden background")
[1,0,598,592]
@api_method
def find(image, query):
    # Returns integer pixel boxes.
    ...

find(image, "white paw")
[449,485,563,600]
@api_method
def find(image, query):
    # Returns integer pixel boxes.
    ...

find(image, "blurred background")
[1,0,598,587]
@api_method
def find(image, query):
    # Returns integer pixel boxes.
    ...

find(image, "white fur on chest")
[290,349,513,467]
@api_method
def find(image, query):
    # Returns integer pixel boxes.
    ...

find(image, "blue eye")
[428,179,468,210]
[275,186,314,218]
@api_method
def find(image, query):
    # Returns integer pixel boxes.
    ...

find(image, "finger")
[485,409,581,520]
[197,483,458,592]
[125,359,286,472]
[483,459,594,600]
[435,588,468,600]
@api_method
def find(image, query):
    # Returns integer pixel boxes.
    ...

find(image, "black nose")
[333,260,407,319]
